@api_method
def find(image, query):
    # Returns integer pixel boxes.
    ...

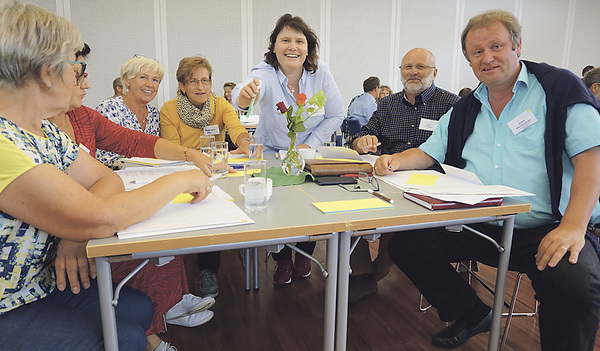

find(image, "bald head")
[402,48,436,67]
[400,48,437,99]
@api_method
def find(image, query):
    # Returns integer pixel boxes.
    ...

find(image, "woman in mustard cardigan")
[160,55,250,154]
[160,55,250,300]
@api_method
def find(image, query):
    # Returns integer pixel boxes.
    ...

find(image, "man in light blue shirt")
[347,76,380,127]
[376,10,600,350]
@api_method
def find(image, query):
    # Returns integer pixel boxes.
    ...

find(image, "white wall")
[34,0,600,111]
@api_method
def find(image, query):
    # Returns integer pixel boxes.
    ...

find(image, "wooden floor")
[161,241,600,351]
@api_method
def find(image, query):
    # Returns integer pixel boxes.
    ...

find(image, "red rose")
[276,101,288,113]
[296,93,307,106]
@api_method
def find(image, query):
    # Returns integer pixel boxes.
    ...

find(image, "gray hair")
[583,68,600,88]
[461,9,521,62]
[120,56,164,95]
[0,0,83,89]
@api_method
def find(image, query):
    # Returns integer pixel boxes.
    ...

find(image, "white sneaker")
[154,341,177,351]
[166,309,214,327]
[165,293,215,320]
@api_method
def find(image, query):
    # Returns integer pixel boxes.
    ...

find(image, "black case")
[314,176,358,186]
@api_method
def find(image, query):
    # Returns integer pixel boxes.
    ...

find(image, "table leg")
[96,257,119,351]
[324,233,339,351]
[335,231,352,351]
[488,215,515,351]
[252,247,259,290]
[243,248,251,291]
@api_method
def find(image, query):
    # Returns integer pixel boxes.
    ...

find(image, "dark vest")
[445,60,600,221]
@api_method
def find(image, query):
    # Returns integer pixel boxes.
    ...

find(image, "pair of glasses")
[68,60,87,85]
[400,65,436,72]
[338,172,380,192]
[186,78,211,87]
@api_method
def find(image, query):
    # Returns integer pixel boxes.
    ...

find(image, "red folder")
[403,192,503,211]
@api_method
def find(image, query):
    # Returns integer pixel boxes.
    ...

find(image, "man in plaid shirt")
[352,48,459,156]
[348,48,459,303]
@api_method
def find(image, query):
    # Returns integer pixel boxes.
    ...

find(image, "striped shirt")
[354,83,459,155]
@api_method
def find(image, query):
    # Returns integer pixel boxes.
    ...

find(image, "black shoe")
[431,310,493,348]
[348,273,378,304]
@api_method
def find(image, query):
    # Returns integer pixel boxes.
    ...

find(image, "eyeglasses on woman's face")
[186,78,211,87]
[68,60,87,86]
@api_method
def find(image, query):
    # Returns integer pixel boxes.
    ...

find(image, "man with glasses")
[583,67,600,101]
[347,48,459,303]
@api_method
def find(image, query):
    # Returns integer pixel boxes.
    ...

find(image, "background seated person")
[583,67,600,101]
[379,85,392,100]
[223,81,236,104]
[347,76,380,127]
[112,76,123,97]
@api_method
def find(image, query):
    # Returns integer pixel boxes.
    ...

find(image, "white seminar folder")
[116,185,254,239]
[115,166,254,239]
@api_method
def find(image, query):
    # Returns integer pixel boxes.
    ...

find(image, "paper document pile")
[380,164,533,205]
[117,185,254,239]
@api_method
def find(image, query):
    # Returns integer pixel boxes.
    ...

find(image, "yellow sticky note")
[172,193,194,203]
[229,157,251,164]
[312,198,393,214]
[228,170,245,177]
[406,173,438,186]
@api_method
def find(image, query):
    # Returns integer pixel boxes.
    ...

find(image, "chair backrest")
[341,118,362,147]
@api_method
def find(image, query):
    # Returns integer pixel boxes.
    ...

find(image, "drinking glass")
[249,135,264,160]
[238,160,268,213]
[211,141,228,175]
[200,136,215,157]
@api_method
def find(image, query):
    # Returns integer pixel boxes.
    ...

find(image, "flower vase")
[281,132,305,176]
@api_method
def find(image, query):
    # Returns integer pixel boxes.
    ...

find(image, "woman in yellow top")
[160,55,250,154]
[160,55,250,299]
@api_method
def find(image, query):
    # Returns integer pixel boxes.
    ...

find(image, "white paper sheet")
[117,186,254,239]
[379,169,533,205]
[124,157,188,167]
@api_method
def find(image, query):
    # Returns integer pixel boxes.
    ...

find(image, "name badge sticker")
[419,118,439,132]
[203,125,220,136]
[507,109,537,135]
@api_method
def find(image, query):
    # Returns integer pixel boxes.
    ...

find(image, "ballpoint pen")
[246,90,257,117]
[367,189,394,203]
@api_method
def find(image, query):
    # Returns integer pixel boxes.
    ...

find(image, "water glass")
[238,160,268,213]
[249,135,263,160]
[211,141,228,175]
[200,136,215,157]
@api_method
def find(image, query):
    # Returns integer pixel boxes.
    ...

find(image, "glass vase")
[281,132,305,176]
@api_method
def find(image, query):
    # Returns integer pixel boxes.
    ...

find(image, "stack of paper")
[380,164,533,205]
[117,185,254,239]
[116,165,200,190]
[124,157,188,167]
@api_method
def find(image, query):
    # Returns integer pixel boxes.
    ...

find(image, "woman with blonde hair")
[96,55,164,169]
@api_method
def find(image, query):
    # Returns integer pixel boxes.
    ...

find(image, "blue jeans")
[0,278,153,350]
